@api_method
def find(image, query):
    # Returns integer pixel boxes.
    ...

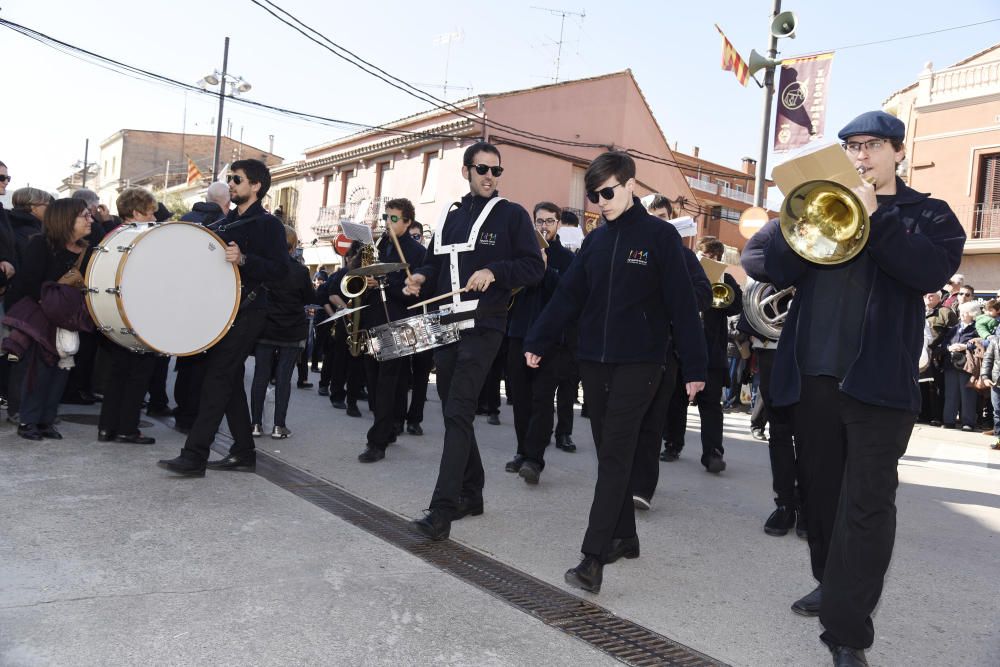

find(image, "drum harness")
[207,215,269,311]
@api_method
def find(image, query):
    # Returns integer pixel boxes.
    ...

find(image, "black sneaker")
[764,505,797,536]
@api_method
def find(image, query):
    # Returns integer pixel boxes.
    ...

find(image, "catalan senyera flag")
[186,156,203,186]
[715,24,749,86]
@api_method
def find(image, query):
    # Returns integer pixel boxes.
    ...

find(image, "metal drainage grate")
[252,450,727,667]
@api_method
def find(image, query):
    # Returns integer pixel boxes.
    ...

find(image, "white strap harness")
[431,197,506,319]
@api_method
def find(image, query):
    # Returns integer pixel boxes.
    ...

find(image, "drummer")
[357,198,426,463]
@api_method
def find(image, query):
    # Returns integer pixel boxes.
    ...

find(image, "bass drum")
[85,222,241,355]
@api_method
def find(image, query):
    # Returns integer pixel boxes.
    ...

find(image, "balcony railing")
[719,185,755,205]
[686,176,717,194]
[919,60,1000,107]
[968,203,1000,240]
[312,196,389,239]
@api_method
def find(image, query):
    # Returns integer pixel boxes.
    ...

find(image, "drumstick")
[387,226,426,315]
[407,287,468,310]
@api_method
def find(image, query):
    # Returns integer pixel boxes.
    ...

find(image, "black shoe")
[346,403,362,418]
[603,536,640,564]
[146,405,173,418]
[487,414,501,426]
[38,424,63,439]
[310,365,321,373]
[318,386,330,397]
[827,644,869,667]
[632,495,651,511]
[475,406,488,416]
[564,555,603,593]
[157,456,206,477]
[795,510,808,539]
[358,447,385,463]
[17,424,44,441]
[791,585,822,617]
[174,421,192,435]
[751,427,766,440]
[555,433,577,452]
[764,506,797,536]
[81,390,102,403]
[206,454,256,471]
[357,390,369,401]
[406,422,423,436]
[704,451,727,474]
[395,423,405,436]
[116,432,155,445]
[330,399,346,409]
[61,391,95,406]
[660,445,681,462]
[519,460,541,485]
[505,454,525,473]
[297,381,314,389]
[454,496,484,520]
[98,429,117,442]
[413,509,451,540]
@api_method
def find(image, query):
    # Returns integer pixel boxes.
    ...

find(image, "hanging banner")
[773,52,834,152]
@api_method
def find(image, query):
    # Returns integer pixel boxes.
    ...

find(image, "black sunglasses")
[586,182,623,204]
[225,174,244,185]
[467,163,504,177]
[0,175,11,183]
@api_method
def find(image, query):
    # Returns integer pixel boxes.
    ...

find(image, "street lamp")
[200,37,253,181]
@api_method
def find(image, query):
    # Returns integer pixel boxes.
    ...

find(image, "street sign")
[333,233,353,257]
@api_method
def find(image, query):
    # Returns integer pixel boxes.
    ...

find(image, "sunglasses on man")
[0,175,11,183]
[409,233,423,241]
[225,174,245,185]
[586,182,623,204]
[466,164,504,177]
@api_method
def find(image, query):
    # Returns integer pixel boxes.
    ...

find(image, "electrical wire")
[786,17,1000,58]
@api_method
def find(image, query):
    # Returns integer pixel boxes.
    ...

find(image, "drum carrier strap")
[208,215,267,310]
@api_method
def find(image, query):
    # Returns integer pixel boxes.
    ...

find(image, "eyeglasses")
[77,210,93,219]
[467,164,504,177]
[842,139,887,155]
[0,175,11,183]
[586,182,623,204]
[381,213,407,223]
[959,292,975,298]
[225,174,244,185]
[409,233,423,241]
[534,217,559,227]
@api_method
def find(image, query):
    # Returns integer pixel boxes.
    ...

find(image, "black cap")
[838,111,905,141]
[154,202,173,222]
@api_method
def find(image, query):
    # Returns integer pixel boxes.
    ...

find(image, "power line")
[786,17,1000,58]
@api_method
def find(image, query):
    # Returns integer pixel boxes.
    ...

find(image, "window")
[275,187,299,225]
[374,161,392,199]
[420,152,439,203]
[111,156,117,177]
[975,153,1000,238]
[570,165,586,211]
[339,169,353,206]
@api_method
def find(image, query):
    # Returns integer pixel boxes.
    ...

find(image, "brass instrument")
[699,255,735,309]
[343,243,375,357]
[771,143,876,266]
[744,279,794,341]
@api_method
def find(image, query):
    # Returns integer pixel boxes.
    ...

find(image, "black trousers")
[62,330,98,398]
[629,357,678,501]
[147,356,171,410]
[794,375,915,649]
[758,349,798,507]
[505,338,560,468]
[311,319,330,367]
[663,367,726,465]
[554,345,577,436]
[579,361,665,558]
[394,350,434,427]
[477,336,507,414]
[429,328,503,514]
[173,355,207,430]
[364,355,406,450]
[179,308,266,463]
[329,325,364,403]
[99,346,157,435]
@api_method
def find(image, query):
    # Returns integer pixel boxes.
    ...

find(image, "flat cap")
[838,110,905,141]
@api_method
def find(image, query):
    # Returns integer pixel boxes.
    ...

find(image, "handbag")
[57,249,86,289]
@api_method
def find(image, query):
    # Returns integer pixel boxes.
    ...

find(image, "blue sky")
[3,0,998,193]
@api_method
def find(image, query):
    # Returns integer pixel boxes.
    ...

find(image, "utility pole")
[211,37,230,181]
[81,139,90,188]
[753,0,781,207]
[531,6,585,83]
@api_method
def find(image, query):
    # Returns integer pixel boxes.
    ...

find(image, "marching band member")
[157,159,288,477]
[404,141,544,540]
[524,151,706,594]
[357,198,425,463]
[742,111,965,666]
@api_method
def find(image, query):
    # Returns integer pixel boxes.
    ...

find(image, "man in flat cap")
[742,110,966,666]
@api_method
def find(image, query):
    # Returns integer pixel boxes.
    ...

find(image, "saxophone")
[343,243,375,357]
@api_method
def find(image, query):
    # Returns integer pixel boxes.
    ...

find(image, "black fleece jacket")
[361,231,427,328]
[525,197,707,382]
[210,201,288,311]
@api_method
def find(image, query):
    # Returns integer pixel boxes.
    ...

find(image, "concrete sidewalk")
[2,365,999,666]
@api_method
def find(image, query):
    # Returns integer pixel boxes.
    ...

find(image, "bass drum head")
[118,223,240,355]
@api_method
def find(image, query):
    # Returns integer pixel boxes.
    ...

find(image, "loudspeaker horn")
[770,11,797,39]
[748,49,779,76]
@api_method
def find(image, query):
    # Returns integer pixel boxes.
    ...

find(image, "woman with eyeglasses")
[4,198,93,440]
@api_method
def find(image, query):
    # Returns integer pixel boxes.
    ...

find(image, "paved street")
[1,365,998,666]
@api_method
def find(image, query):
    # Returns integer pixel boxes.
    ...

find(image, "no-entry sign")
[333,234,353,257]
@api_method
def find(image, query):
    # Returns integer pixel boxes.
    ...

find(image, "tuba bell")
[778,179,869,265]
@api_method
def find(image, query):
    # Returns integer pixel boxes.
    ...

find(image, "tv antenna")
[531,6,585,82]
[432,30,464,99]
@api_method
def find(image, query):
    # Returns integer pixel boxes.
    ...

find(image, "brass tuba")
[778,180,869,265]
[743,279,795,341]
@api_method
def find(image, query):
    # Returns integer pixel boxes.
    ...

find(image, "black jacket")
[361,231,427,328]
[6,208,42,266]
[210,201,289,311]
[0,204,16,268]
[525,198,708,382]
[415,192,544,333]
[507,269,560,339]
[5,234,92,308]
[741,177,965,411]
[261,257,315,343]
[181,201,227,226]
[546,234,575,273]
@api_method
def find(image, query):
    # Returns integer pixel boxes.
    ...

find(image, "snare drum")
[85,222,241,355]
[366,312,461,361]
